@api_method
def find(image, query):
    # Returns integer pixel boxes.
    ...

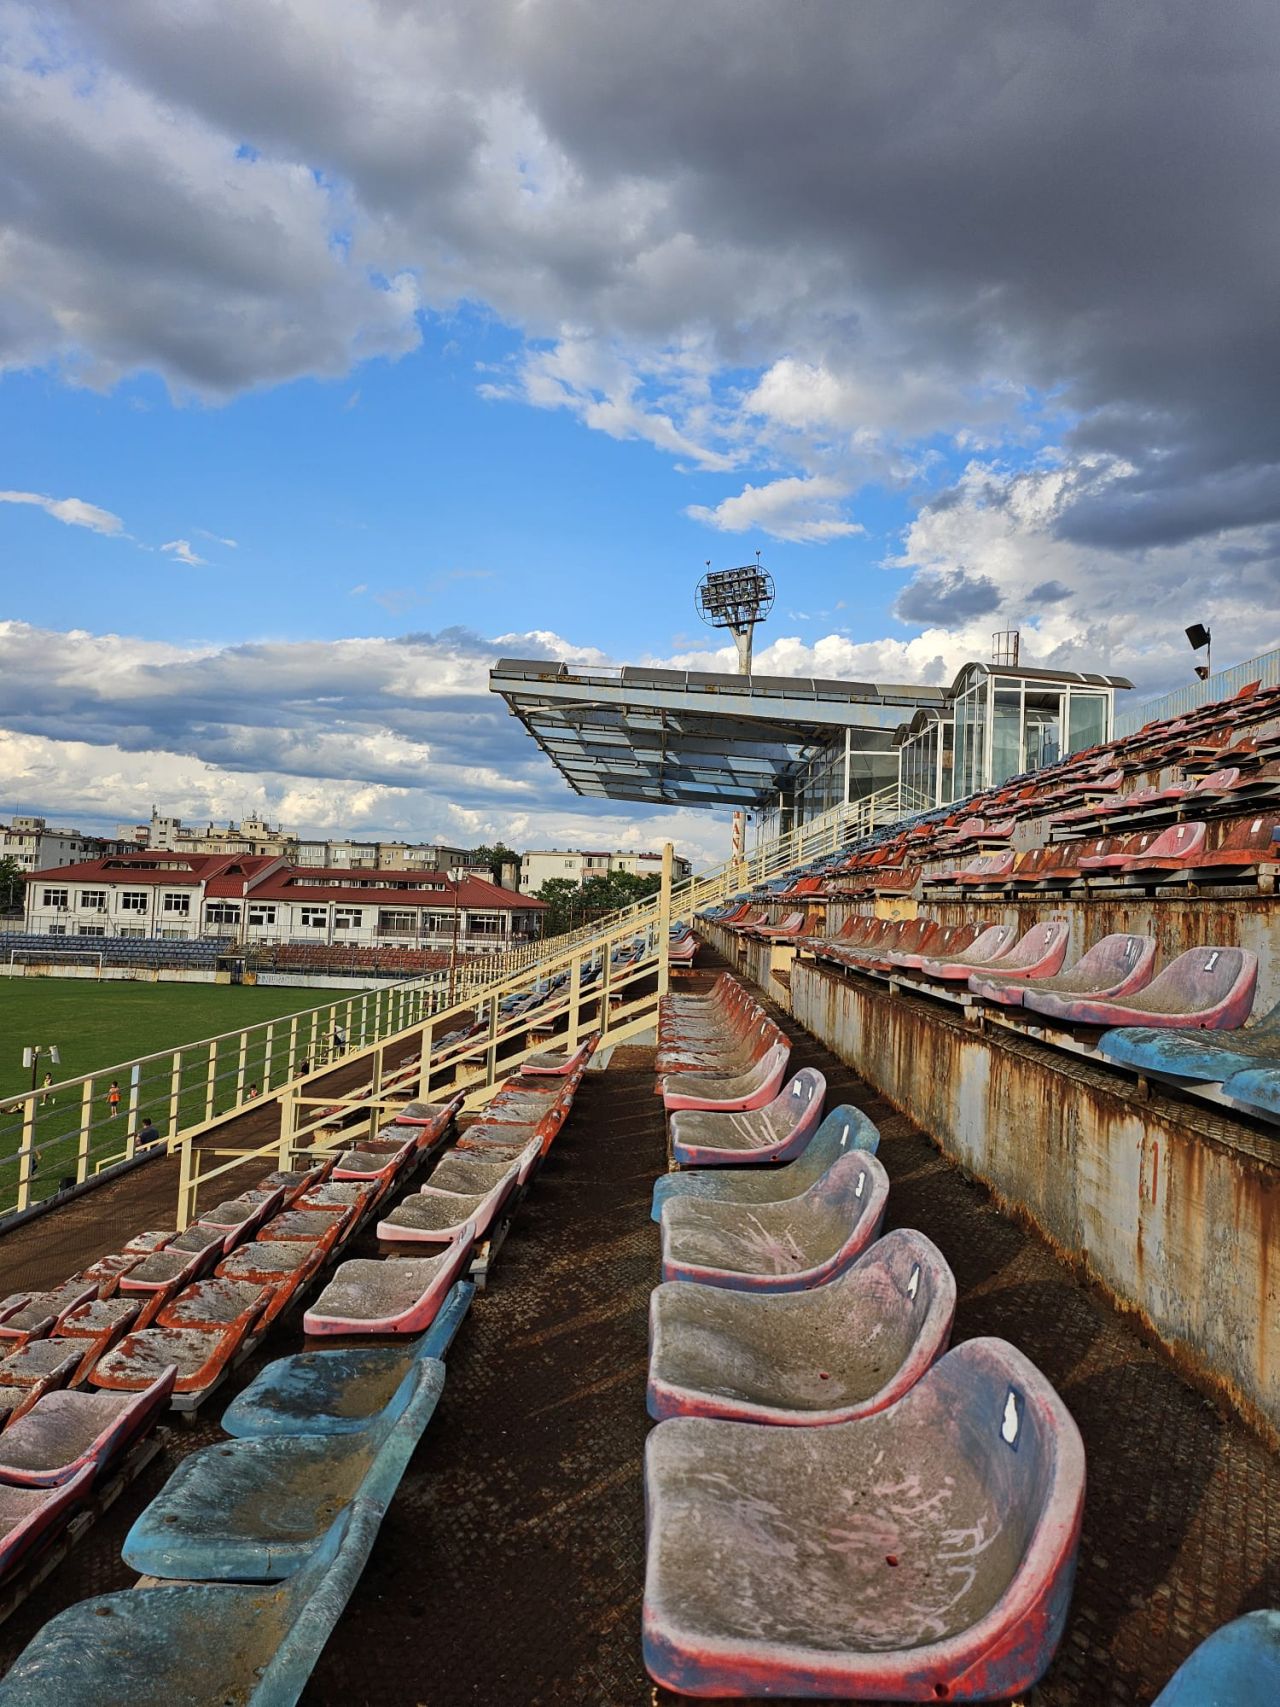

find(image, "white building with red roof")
[23,852,546,953]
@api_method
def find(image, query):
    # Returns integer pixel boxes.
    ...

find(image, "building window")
[41,888,69,909]
[205,902,242,926]
[162,892,190,915]
[248,905,277,927]
[47,924,67,936]
[333,908,362,931]
[160,928,187,940]
[117,926,145,938]
[468,914,502,936]
[120,891,149,913]
[77,924,106,937]
[300,907,328,929]
[79,889,107,912]
[377,910,415,936]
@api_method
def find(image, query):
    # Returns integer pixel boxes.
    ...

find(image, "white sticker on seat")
[1001,1386,1023,1447]
[906,1264,920,1300]
[839,1123,850,1147]
[855,1170,865,1198]
[1204,951,1220,970]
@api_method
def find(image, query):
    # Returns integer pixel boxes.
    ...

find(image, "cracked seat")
[669,1069,826,1167]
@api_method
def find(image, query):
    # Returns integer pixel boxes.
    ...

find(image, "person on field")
[107,1080,121,1118]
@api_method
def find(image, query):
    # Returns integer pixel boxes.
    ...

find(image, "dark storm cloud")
[8,0,1279,545]
[1027,580,1073,606]
[894,570,1001,626]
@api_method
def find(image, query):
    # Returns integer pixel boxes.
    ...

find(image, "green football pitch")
[0,978,343,1102]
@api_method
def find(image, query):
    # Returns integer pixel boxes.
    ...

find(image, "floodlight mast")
[696,556,775,862]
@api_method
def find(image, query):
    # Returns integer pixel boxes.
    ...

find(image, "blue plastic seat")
[1100,998,1280,1082]
[1151,1609,1280,1704]
[122,1359,444,1581]
[0,1500,381,1706]
[222,1281,472,1438]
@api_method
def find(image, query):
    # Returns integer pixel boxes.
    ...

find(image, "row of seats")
[641,974,1086,1700]
[0,933,223,968]
[0,1037,600,1700]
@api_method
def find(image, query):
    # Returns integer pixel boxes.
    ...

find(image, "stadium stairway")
[0,964,1274,1700]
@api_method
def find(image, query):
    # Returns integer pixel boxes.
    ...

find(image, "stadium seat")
[659,1040,791,1114]
[0,1500,382,1706]
[1099,998,1280,1080]
[643,1338,1085,1701]
[377,1153,526,1244]
[647,1229,955,1425]
[1218,1066,1280,1117]
[304,1236,475,1337]
[652,1104,879,1222]
[669,1068,826,1167]
[223,1283,473,1439]
[521,1035,598,1076]
[971,933,1157,1008]
[660,1150,889,1291]
[122,1358,445,1581]
[912,922,1018,981]
[1149,1609,1280,1704]
[0,1464,97,1586]
[0,1370,174,1487]
[1024,946,1258,1029]
[884,920,982,970]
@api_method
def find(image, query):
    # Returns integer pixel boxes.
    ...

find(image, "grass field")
[0,976,365,1211]
[0,978,343,1102]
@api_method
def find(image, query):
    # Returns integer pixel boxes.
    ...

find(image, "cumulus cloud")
[0,0,1270,554]
[687,477,863,543]
[893,568,1000,626]
[0,490,124,535]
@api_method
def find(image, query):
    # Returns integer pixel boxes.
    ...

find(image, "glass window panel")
[992,688,1022,786]
[1067,692,1108,756]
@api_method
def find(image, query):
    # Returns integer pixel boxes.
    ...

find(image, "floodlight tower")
[697,554,775,863]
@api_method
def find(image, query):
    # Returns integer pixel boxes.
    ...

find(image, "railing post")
[278,1090,295,1170]
[567,951,582,1046]
[486,992,500,1085]
[77,1080,93,1185]
[417,1017,435,1099]
[168,1051,182,1140]
[125,1063,141,1160]
[176,1135,194,1231]
[308,1009,319,1069]
[235,1030,249,1105]
[263,1023,275,1091]
[16,1097,34,1213]
[657,841,673,1001]
[205,1039,218,1123]
[288,1015,299,1081]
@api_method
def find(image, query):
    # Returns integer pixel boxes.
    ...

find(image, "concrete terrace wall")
[700,919,1280,1444]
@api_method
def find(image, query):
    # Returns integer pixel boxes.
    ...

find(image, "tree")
[0,856,23,914]
[535,870,661,939]
[469,843,520,884]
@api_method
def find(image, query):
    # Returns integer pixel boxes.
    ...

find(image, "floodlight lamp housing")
[1185,623,1211,651]
[696,564,775,633]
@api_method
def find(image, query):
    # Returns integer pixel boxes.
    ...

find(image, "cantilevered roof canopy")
[490,659,949,808]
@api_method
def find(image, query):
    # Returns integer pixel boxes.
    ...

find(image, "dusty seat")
[123,1361,444,1581]
[0,1501,380,1706]
[223,1283,472,1440]
[1150,1609,1280,1704]
[1024,945,1258,1029]
[304,1235,474,1337]
[1099,997,1280,1080]
[660,1151,890,1292]
[648,1229,955,1425]
[521,1035,598,1076]
[643,1338,1085,1701]
[660,1040,792,1114]
[669,1069,826,1167]
[0,1371,174,1487]
[652,1105,880,1223]
[1220,1065,1280,1117]
[377,1155,524,1244]
[0,1465,95,1586]
[970,933,1156,1008]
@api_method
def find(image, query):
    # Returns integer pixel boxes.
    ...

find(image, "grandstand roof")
[491,657,1134,810]
[491,659,945,808]
[250,870,547,909]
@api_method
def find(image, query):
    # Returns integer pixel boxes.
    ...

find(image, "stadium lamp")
[696,554,775,675]
[1185,622,1211,682]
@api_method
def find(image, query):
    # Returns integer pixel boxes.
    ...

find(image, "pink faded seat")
[647,1229,955,1426]
[970,933,1157,1008]
[660,1040,791,1114]
[392,1098,463,1136]
[884,920,980,971]
[669,1069,826,1167]
[0,1465,95,1584]
[913,923,1018,981]
[660,1150,890,1292]
[0,1281,97,1348]
[0,1370,174,1486]
[331,1138,415,1183]
[1115,819,1207,872]
[643,1338,1085,1701]
[377,1147,532,1244]
[961,919,1071,983]
[92,1321,256,1399]
[1024,945,1258,1029]
[1192,810,1280,868]
[303,1234,475,1337]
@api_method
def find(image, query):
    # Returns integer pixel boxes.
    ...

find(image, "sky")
[2,1,1279,867]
